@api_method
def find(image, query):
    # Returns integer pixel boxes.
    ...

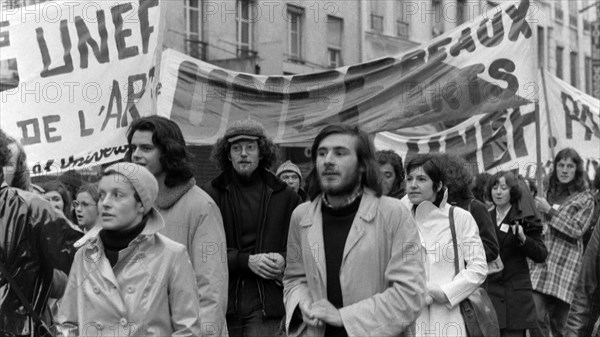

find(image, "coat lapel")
[302,200,327,290]
[342,191,376,265]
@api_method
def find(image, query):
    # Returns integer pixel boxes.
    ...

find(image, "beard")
[319,168,361,196]
[233,161,259,177]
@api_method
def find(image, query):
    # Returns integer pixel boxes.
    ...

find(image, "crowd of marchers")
[1,118,599,337]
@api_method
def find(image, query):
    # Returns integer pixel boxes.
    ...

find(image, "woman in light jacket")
[57,163,201,336]
[402,154,487,337]
[487,171,547,337]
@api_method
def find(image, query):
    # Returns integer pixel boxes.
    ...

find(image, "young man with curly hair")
[203,119,301,337]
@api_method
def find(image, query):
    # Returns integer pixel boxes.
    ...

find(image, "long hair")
[472,172,492,204]
[376,149,405,193]
[2,134,31,191]
[42,180,74,222]
[548,147,586,193]
[487,171,522,206]
[0,129,10,170]
[306,124,382,200]
[125,116,194,188]
[437,154,472,202]
[210,135,277,171]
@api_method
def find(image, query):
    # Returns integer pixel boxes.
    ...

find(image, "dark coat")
[488,204,547,330]
[0,183,82,335]
[203,168,301,318]
[565,218,600,337]
[448,196,499,262]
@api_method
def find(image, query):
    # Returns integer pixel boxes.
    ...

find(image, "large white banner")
[158,0,536,145]
[375,103,546,178]
[0,0,162,175]
[541,69,600,163]
[375,70,600,178]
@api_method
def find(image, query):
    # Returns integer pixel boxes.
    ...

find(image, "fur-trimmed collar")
[155,178,196,209]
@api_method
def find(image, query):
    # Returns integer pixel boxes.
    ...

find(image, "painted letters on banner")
[0,0,162,175]
[158,0,536,145]
[541,69,600,163]
[375,70,600,178]
[374,103,545,178]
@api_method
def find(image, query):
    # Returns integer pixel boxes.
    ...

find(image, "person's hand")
[248,253,284,279]
[514,223,526,244]
[299,300,323,327]
[311,299,343,327]
[267,253,285,273]
[427,282,449,304]
[534,196,551,214]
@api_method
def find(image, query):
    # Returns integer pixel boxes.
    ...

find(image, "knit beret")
[224,119,267,143]
[103,163,158,215]
[276,160,302,180]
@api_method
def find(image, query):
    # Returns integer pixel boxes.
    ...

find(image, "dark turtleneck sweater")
[100,216,148,267]
[321,196,361,337]
[231,170,265,258]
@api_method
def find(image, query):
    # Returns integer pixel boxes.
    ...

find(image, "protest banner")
[0,0,163,175]
[375,69,600,180]
[540,69,600,164]
[158,0,537,145]
[374,103,546,178]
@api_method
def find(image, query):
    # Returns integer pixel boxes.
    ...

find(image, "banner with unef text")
[0,0,162,175]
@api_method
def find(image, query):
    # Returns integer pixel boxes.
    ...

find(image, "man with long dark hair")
[375,149,405,199]
[283,124,425,337]
[531,147,595,337]
[202,119,301,337]
[126,116,228,337]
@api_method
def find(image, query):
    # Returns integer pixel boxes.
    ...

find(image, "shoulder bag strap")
[448,206,460,276]
[0,259,48,329]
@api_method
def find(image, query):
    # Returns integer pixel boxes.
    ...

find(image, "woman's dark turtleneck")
[100,215,148,267]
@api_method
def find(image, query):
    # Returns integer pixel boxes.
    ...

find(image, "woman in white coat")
[403,154,488,337]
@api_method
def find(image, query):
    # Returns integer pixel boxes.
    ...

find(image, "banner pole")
[537,68,555,192]
[540,69,555,160]
[534,101,544,193]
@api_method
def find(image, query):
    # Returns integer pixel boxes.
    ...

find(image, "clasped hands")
[299,299,343,328]
[248,253,285,280]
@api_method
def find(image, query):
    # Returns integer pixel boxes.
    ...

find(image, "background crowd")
[1,119,599,337]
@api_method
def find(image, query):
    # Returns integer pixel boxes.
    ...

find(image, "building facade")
[534,0,597,96]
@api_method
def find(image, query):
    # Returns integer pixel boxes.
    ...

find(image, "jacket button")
[93,287,100,294]
[120,317,128,326]
[127,286,135,293]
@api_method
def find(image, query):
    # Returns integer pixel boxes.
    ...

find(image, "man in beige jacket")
[126,116,228,337]
[283,124,426,337]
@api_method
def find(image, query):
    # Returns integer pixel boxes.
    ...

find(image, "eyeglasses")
[72,200,96,209]
[231,143,258,154]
